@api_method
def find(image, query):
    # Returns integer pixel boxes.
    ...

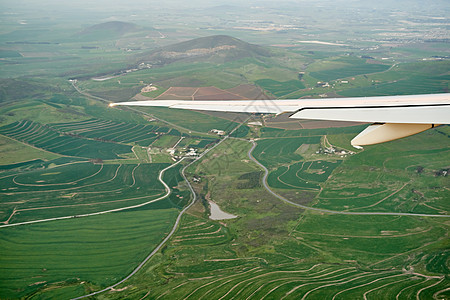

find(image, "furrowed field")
[103,129,449,300]
[0,162,184,223]
[1,18,449,299]
[318,126,450,214]
[0,208,179,299]
[0,120,132,159]
[268,160,342,190]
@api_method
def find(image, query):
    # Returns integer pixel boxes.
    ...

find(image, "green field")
[100,128,449,300]
[259,125,367,138]
[315,127,450,214]
[308,57,392,82]
[268,160,342,190]
[0,12,449,299]
[255,79,305,97]
[0,162,174,223]
[0,120,133,159]
[339,60,450,97]
[0,134,59,164]
[51,118,168,147]
[138,106,240,133]
[0,208,179,299]
[252,136,321,168]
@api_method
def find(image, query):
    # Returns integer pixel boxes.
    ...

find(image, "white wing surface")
[111,93,450,147]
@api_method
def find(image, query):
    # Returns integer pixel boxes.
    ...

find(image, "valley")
[0,2,449,298]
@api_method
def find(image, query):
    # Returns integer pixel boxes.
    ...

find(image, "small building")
[186,148,198,156]
[211,129,225,136]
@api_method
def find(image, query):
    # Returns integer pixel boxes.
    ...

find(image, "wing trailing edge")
[110,93,450,147]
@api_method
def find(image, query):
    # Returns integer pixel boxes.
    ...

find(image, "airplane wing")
[110,93,450,148]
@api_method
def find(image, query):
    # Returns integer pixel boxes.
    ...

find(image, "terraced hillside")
[51,118,174,146]
[0,20,449,299]
[0,120,132,159]
[268,160,342,190]
[102,133,449,300]
[0,162,182,224]
[148,260,446,299]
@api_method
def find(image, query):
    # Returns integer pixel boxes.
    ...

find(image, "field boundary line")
[71,80,216,136]
[71,118,249,299]
[72,157,198,300]
[0,160,183,228]
[0,133,62,158]
[247,140,450,218]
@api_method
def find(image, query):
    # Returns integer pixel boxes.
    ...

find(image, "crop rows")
[268,160,342,190]
[0,120,132,159]
[0,162,170,224]
[51,118,179,146]
[0,208,179,299]
[253,136,321,168]
[170,217,231,246]
[155,261,446,299]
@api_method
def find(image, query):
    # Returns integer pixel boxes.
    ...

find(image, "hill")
[137,35,272,66]
[77,21,139,39]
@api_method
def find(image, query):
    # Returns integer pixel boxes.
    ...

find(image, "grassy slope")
[138,106,240,133]
[317,126,450,214]
[101,128,449,299]
[0,208,178,299]
[0,134,59,164]
[0,162,171,223]
[1,27,449,299]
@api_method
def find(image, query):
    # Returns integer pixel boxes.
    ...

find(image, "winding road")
[0,159,184,229]
[5,79,447,298]
[247,140,450,218]
[71,158,198,300]
[71,119,246,299]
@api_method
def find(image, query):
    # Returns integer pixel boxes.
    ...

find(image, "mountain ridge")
[78,21,139,37]
[137,35,272,66]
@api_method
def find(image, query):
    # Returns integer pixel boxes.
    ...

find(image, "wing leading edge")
[110,93,450,148]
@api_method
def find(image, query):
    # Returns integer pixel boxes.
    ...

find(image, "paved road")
[247,141,450,218]
[0,159,185,229]
[70,80,216,136]
[71,159,198,300]
[71,120,247,299]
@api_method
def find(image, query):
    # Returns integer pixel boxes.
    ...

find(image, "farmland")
[255,79,305,97]
[138,106,241,133]
[0,120,132,159]
[0,7,449,299]
[1,95,447,300]
[0,134,59,164]
[0,162,179,223]
[252,136,321,168]
[268,160,342,190]
[102,128,449,300]
[316,126,450,214]
[307,56,392,82]
[51,118,170,147]
[0,208,179,299]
